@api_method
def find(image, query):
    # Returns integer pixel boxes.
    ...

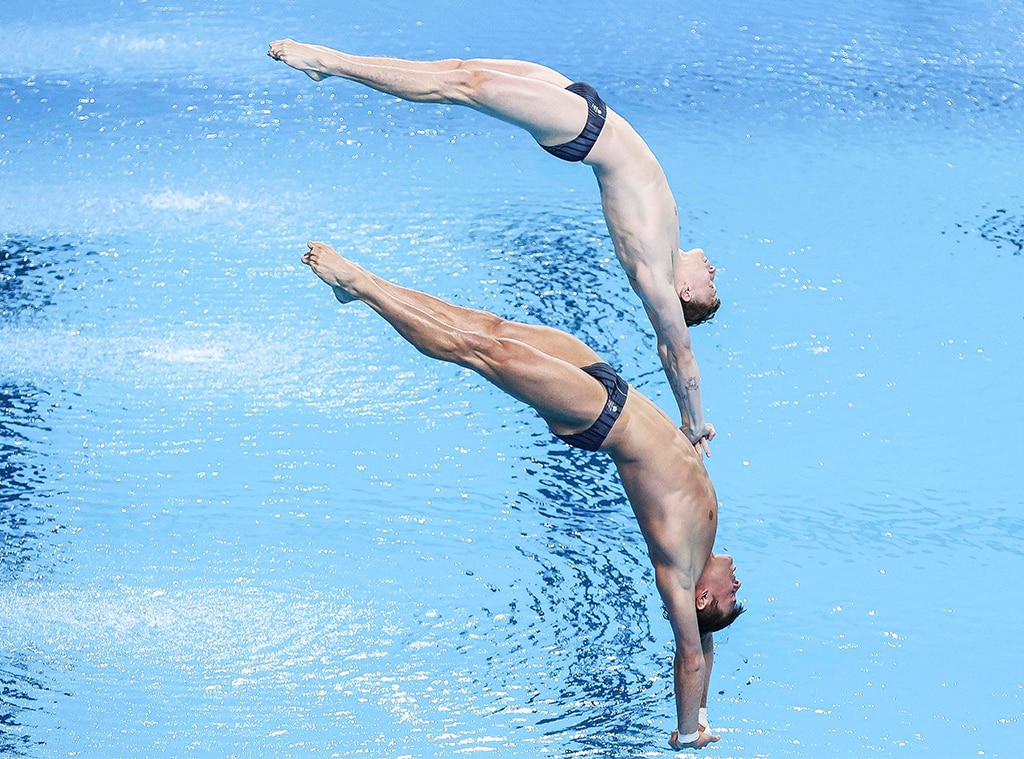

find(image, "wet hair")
[681,296,721,327]
[696,598,745,635]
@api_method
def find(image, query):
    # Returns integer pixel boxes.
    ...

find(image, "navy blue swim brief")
[554,362,629,451]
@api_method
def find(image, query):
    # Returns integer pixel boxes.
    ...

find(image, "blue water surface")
[2,1,1022,757]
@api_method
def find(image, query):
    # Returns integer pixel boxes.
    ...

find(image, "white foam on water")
[142,190,255,213]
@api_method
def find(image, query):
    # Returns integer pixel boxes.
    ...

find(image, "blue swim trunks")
[541,82,608,162]
[554,362,629,451]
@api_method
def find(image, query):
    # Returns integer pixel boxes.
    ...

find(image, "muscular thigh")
[460,58,573,87]
[447,66,586,146]
[494,320,602,368]
[466,333,608,435]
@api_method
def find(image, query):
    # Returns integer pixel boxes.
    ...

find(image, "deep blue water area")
[2,1,1023,757]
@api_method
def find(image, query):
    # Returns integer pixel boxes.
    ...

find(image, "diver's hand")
[686,422,716,458]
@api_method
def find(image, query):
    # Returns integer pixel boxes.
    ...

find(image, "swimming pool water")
[2,1,1023,757]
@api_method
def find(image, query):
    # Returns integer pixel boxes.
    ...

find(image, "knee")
[450,330,506,376]
[440,66,494,106]
[457,59,489,73]
[489,316,524,342]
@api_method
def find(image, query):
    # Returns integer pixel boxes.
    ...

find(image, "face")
[676,248,718,307]
[697,553,741,613]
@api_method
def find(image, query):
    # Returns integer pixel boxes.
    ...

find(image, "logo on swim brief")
[591,102,605,116]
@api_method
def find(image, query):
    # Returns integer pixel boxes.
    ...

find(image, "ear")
[695,588,711,610]
[678,284,693,303]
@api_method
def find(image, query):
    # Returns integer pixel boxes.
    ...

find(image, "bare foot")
[301,241,365,303]
[267,39,330,81]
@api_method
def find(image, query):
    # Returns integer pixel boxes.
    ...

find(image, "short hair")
[696,598,745,635]
[682,296,721,327]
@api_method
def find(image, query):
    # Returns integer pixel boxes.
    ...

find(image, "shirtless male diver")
[300,240,743,750]
[268,40,720,455]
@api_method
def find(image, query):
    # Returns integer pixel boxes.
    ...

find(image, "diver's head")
[675,248,721,327]
[695,552,745,634]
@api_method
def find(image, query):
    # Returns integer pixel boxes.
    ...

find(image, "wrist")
[681,424,701,444]
[677,730,700,744]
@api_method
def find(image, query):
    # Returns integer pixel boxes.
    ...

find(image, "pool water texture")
[1,0,1022,757]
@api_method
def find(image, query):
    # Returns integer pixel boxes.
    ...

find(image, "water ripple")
[952,202,1024,255]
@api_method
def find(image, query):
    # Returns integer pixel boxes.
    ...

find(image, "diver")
[269,40,720,456]
[299,239,742,750]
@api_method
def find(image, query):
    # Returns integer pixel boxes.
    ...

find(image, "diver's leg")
[373,279,602,369]
[300,241,600,366]
[270,42,571,85]
[268,40,587,145]
[301,242,605,431]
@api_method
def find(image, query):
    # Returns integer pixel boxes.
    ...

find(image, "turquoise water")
[2,0,1022,756]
